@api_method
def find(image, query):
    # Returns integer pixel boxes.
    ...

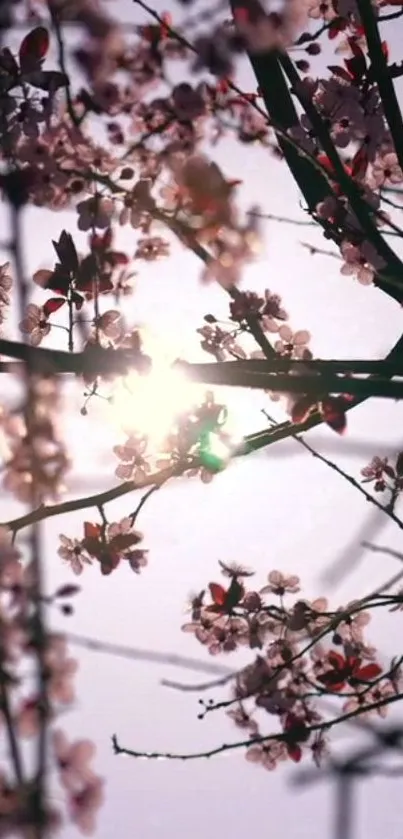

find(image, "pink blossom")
[58,535,92,576]
[69,776,105,835]
[274,325,312,359]
[95,310,124,342]
[134,236,170,261]
[16,697,42,738]
[334,605,371,645]
[307,0,337,20]
[245,739,287,770]
[0,526,22,588]
[0,262,12,309]
[113,435,151,482]
[44,635,78,704]
[260,570,301,596]
[227,706,259,734]
[19,304,51,346]
[53,729,96,791]
[361,455,392,491]
[76,196,114,231]
[197,323,247,361]
[371,151,403,188]
[340,241,375,285]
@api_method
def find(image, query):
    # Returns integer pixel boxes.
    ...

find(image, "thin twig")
[66,632,232,676]
[112,688,403,761]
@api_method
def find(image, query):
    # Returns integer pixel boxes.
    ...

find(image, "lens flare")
[110,361,202,445]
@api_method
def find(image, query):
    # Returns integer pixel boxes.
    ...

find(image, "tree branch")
[111,689,403,762]
[2,465,180,533]
[356,0,403,174]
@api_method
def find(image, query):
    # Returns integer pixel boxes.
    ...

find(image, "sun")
[109,358,203,446]
[106,332,245,464]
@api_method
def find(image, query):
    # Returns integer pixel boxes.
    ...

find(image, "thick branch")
[179,361,403,399]
[4,338,403,380]
[356,0,403,174]
[3,465,179,532]
[279,53,403,303]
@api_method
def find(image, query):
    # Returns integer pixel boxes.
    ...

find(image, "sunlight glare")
[110,361,202,445]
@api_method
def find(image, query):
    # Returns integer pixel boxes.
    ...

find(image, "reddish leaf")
[347,37,365,60]
[208,577,244,612]
[321,398,347,435]
[84,522,101,541]
[351,145,369,180]
[354,662,382,682]
[317,651,350,691]
[209,582,226,606]
[109,532,141,552]
[327,65,353,83]
[288,744,302,762]
[19,27,49,70]
[217,78,230,93]
[328,651,346,669]
[91,228,112,251]
[317,154,335,174]
[43,297,65,317]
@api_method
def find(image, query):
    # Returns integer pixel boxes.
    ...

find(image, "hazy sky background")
[2,1,403,837]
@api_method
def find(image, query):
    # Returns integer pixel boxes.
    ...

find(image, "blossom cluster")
[0,528,104,834]
[58,517,148,576]
[183,563,401,769]
[361,452,403,495]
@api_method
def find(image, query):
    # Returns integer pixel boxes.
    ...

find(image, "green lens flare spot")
[199,431,230,473]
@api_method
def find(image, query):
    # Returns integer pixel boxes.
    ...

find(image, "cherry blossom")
[197,323,247,361]
[19,304,51,346]
[227,705,259,734]
[44,635,78,705]
[361,455,393,491]
[16,697,42,738]
[69,776,105,835]
[371,151,403,188]
[76,196,115,231]
[0,262,12,323]
[53,729,96,792]
[274,325,312,359]
[134,236,170,261]
[260,570,301,596]
[245,740,288,770]
[113,435,151,482]
[307,0,337,20]
[340,240,378,285]
[58,536,93,576]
